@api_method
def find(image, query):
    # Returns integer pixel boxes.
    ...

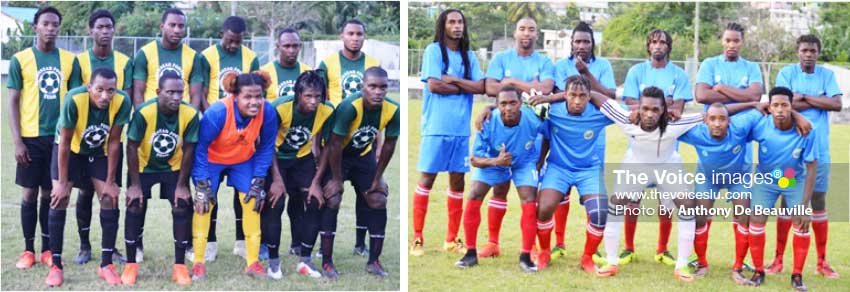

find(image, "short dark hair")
[564,75,590,93]
[768,86,794,104]
[708,102,728,113]
[222,16,246,34]
[796,34,821,52]
[161,8,185,23]
[88,9,114,29]
[158,71,182,89]
[724,22,745,38]
[646,29,672,56]
[340,18,365,33]
[641,86,665,99]
[294,70,327,104]
[498,85,520,100]
[278,27,299,40]
[91,67,117,83]
[34,6,62,25]
[364,66,387,80]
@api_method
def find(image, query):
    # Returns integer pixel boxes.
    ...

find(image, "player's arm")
[133,80,147,108]
[426,78,461,95]
[790,110,813,137]
[175,113,200,207]
[485,78,503,97]
[7,88,29,166]
[51,127,74,208]
[267,157,288,209]
[189,54,205,110]
[500,77,554,95]
[198,57,212,111]
[799,94,842,112]
[578,64,615,98]
[370,135,397,192]
[253,104,279,179]
[713,83,762,102]
[537,138,549,171]
[444,74,485,94]
[322,133,345,196]
[126,139,144,207]
[105,124,124,197]
[470,147,512,168]
[132,51,148,108]
[724,101,763,115]
[695,82,732,104]
[803,160,817,208]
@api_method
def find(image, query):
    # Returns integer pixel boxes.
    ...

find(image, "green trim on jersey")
[127,98,200,173]
[56,86,132,156]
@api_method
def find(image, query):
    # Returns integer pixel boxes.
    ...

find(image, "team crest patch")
[151,129,179,158]
[277,80,296,98]
[761,146,768,153]
[525,140,534,150]
[37,66,63,100]
[285,125,311,149]
[505,69,512,77]
[82,123,109,148]
[341,70,364,97]
[218,67,241,93]
[583,129,594,140]
[702,150,708,157]
[157,63,184,80]
[792,148,802,159]
[351,125,378,149]
[732,144,742,154]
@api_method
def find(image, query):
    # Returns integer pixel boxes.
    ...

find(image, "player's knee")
[448,174,465,190]
[366,193,387,209]
[53,197,70,210]
[418,173,437,187]
[326,194,342,210]
[22,188,38,203]
[99,195,117,209]
[585,196,608,228]
[811,192,826,211]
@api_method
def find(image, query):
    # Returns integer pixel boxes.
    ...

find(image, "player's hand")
[796,215,812,233]
[126,185,144,208]
[496,144,512,166]
[754,102,769,115]
[267,179,286,210]
[629,111,640,125]
[793,93,805,102]
[306,182,325,209]
[575,57,589,74]
[527,95,550,106]
[105,182,121,203]
[245,177,267,212]
[323,179,343,200]
[194,179,213,214]
[174,184,191,208]
[442,74,457,84]
[794,114,812,137]
[14,141,31,166]
[474,106,496,132]
[667,108,682,121]
[50,181,72,209]
[366,177,389,196]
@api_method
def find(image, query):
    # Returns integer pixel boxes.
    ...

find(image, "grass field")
[407,98,850,291]
[0,85,401,290]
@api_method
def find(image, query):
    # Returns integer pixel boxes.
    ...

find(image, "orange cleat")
[16,251,36,269]
[172,264,192,286]
[674,268,695,282]
[477,242,501,258]
[244,261,267,278]
[580,255,597,274]
[98,264,122,285]
[596,264,618,278]
[536,249,551,270]
[817,261,840,279]
[45,265,63,287]
[530,245,540,263]
[192,263,207,281]
[765,258,783,275]
[121,263,138,285]
[39,250,53,266]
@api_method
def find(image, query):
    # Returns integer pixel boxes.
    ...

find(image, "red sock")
[537,219,554,252]
[749,223,766,271]
[733,221,749,270]
[462,199,483,250]
[583,223,604,258]
[554,199,569,247]
[792,226,811,274]
[811,210,828,264]
[446,189,464,243]
[520,203,537,253]
[694,221,711,266]
[775,215,792,259]
[487,198,507,244]
[624,203,638,251]
[657,213,672,254]
[412,184,431,242]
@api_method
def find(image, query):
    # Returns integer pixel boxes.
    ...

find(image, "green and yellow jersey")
[133,40,204,102]
[56,86,131,156]
[272,96,334,160]
[331,92,400,156]
[7,46,82,138]
[261,61,311,101]
[200,44,259,104]
[76,49,133,91]
[127,98,200,173]
[318,51,380,106]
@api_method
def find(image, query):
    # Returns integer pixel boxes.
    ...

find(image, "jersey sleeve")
[318,61,329,87]
[622,66,640,100]
[183,112,200,144]
[677,124,706,146]
[252,102,279,178]
[57,95,78,129]
[68,58,82,89]
[485,53,505,80]
[802,131,817,163]
[385,107,400,138]
[122,58,134,90]
[747,61,763,85]
[598,99,632,125]
[6,56,22,90]
[114,95,132,126]
[250,57,260,71]
[774,66,791,88]
[468,50,485,81]
[331,101,356,136]
[192,107,225,180]
[696,59,714,86]
[126,110,146,142]
[730,109,763,136]
[598,60,617,90]
[673,69,694,101]
[420,44,442,82]
[667,113,703,137]
[132,50,148,81]
[189,53,205,84]
[824,70,842,97]
[539,57,555,82]
[471,118,492,158]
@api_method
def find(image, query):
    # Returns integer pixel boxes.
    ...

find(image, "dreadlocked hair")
[434,9,472,80]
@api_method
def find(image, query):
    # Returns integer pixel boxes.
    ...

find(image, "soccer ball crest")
[351,125,378,149]
[37,66,62,100]
[82,124,109,148]
[341,70,364,97]
[156,63,184,79]
[278,80,296,99]
[284,125,311,149]
[151,129,179,158]
[218,67,241,93]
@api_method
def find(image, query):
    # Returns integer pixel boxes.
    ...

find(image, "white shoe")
[267,266,283,280]
[185,247,194,262]
[136,247,144,263]
[205,242,218,262]
[296,262,322,278]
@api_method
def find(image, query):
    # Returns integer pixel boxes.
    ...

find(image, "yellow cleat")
[654,251,676,266]
[618,249,637,265]
[410,239,425,257]
[443,238,467,254]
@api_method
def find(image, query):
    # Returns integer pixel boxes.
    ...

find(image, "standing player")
[771,34,842,278]
[264,71,334,279]
[262,28,312,102]
[319,67,399,279]
[121,72,199,286]
[455,86,541,272]
[8,6,80,270]
[190,71,278,280]
[745,87,818,291]
[133,8,204,109]
[47,68,131,286]
[411,8,485,256]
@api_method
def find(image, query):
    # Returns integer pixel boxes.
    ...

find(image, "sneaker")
[259,244,269,261]
[409,239,424,257]
[45,265,63,287]
[596,264,618,277]
[674,268,695,282]
[455,250,478,268]
[580,255,597,274]
[232,240,245,259]
[74,248,91,265]
[39,250,53,266]
[296,261,322,278]
[592,251,607,266]
[750,270,766,286]
[244,261,267,278]
[654,251,675,266]
[791,273,808,292]
[135,247,144,263]
[206,241,218,262]
[731,268,753,286]
[550,245,567,260]
[366,260,389,278]
[537,249,551,270]
[192,263,207,281]
[353,245,369,257]
[817,261,840,278]
[618,249,636,265]
[288,246,301,256]
[443,238,466,254]
[477,242,500,258]
[267,265,283,280]
[16,251,36,269]
[322,263,339,280]
[98,264,122,285]
[742,261,755,272]
[172,264,192,286]
[121,263,138,285]
[112,248,127,264]
[693,264,709,278]
[519,253,537,273]
[766,258,783,274]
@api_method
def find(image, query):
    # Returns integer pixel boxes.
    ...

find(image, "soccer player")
[8,5,80,271]
[190,71,278,280]
[318,67,399,279]
[745,87,818,292]
[262,28,312,102]
[264,70,334,279]
[133,8,204,109]
[455,86,542,272]
[771,34,842,278]
[121,72,199,285]
[47,68,131,286]
[196,15,260,262]
[411,8,485,256]
[590,86,704,282]
[73,8,133,265]
[617,29,692,266]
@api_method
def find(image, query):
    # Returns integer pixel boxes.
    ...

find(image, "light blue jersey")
[679,109,762,175]
[542,101,613,171]
[696,55,763,111]
[473,106,542,168]
[750,115,817,180]
[485,49,555,85]
[775,63,841,163]
[622,60,692,101]
[420,42,484,136]
[554,56,616,92]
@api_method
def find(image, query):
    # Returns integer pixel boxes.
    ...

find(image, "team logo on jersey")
[583,129,595,140]
[701,150,709,157]
[284,125,311,149]
[157,63,184,80]
[505,69,512,77]
[792,148,802,159]
[151,129,179,158]
[341,70,364,97]
[350,125,378,149]
[732,144,742,154]
[714,75,721,83]
[739,76,748,87]
[37,66,63,100]
[525,140,534,150]
[82,123,109,148]
[218,66,241,93]
[761,146,768,153]
[277,80,296,98]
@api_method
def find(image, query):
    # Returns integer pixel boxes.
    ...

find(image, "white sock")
[604,217,623,266]
[676,220,696,269]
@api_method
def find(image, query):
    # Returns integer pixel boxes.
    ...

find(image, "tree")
[506,2,549,23]
[817,2,850,63]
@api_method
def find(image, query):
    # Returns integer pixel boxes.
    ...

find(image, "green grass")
[1,85,401,290]
[407,98,850,291]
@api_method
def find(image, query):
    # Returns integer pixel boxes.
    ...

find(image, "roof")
[1,6,38,23]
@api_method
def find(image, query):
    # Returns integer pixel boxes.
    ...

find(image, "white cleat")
[267,266,283,280]
[232,240,245,260]
[136,247,144,263]
[297,262,322,278]
[205,242,218,262]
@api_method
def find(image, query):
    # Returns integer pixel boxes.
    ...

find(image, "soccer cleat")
[172,264,192,286]
[206,241,218,262]
[75,248,92,265]
[353,245,369,257]
[765,258,783,274]
[791,273,808,292]
[693,264,709,278]
[530,245,540,263]
[618,249,636,265]
[592,251,607,266]
[39,250,53,266]
[519,253,537,273]
[135,247,144,263]
[817,261,840,278]
[536,249,551,270]
[296,261,322,278]
[443,238,466,254]
[45,265,64,287]
[322,263,339,280]
[654,251,675,266]
[674,268,695,282]
[550,245,567,260]
[580,256,597,274]
[244,261,267,278]
[366,260,389,278]
[731,268,753,286]
[742,261,755,272]
[192,263,207,281]
[596,264,618,277]
[477,242,501,258]
[16,251,36,269]
[232,240,245,259]
[267,265,283,280]
[121,263,138,285]
[409,239,424,257]
[750,270,766,286]
[455,250,478,269]
[98,264,122,285]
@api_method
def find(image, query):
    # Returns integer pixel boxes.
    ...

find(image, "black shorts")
[15,136,54,189]
[324,150,377,195]
[50,143,123,187]
[266,155,317,196]
[128,171,179,200]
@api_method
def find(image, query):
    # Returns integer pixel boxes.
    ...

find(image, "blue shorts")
[417,135,470,173]
[472,162,538,187]
[814,161,830,193]
[196,159,254,197]
[694,182,751,201]
[540,165,606,196]
[750,179,804,209]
